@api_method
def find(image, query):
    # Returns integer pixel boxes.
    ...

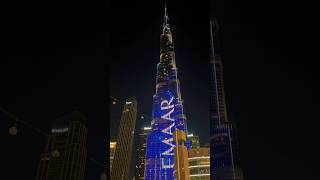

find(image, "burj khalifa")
[144,5,188,180]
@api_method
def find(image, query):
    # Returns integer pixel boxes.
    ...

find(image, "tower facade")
[36,111,87,180]
[173,129,190,180]
[144,5,188,179]
[209,18,244,180]
[187,134,200,149]
[188,147,210,180]
[111,97,137,180]
[110,141,116,172]
[135,127,151,179]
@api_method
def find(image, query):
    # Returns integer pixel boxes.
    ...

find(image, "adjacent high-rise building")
[188,147,210,180]
[173,129,190,180]
[144,5,188,179]
[36,111,87,180]
[111,97,137,180]
[135,127,151,179]
[209,18,244,180]
[110,141,116,172]
[187,134,200,149]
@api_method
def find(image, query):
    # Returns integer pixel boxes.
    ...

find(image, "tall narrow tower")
[110,97,137,180]
[144,5,188,179]
[209,18,244,180]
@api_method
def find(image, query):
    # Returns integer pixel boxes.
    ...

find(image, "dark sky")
[1,0,109,179]
[1,0,320,180]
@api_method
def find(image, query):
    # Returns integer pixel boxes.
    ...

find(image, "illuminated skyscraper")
[135,127,151,179]
[209,18,244,180]
[174,129,190,180]
[188,147,210,180]
[36,111,87,180]
[187,134,200,149]
[144,5,188,179]
[110,141,116,172]
[111,97,137,180]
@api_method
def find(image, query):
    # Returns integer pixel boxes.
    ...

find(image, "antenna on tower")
[163,3,170,29]
[210,19,215,57]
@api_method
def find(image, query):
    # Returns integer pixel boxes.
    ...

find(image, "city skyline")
[110,1,210,146]
[1,0,319,180]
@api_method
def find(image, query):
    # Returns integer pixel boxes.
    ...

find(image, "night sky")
[110,1,211,143]
[2,0,109,179]
[2,0,320,180]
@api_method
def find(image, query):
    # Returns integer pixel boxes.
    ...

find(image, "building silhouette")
[135,127,151,179]
[110,141,116,172]
[209,17,244,180]
[144,4,188,179]
[36,111,87,180]
[111,97,137,180]
[188,147,210,180]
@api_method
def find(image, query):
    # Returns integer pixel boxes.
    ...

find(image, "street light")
[9,123,18,136]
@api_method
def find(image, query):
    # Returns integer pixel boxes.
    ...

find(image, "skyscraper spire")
[163,3,170,29]
[210,17,221,57]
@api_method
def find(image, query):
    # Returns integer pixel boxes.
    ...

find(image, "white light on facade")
[188,156,210,160]
[189,165,210,169]
[187,133,194,137]
[189,174,210,177]
[51,128,69,133]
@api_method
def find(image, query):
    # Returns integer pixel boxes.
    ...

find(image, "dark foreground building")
[110,97,137,180]
[209,18,244,180]
[36,111,87,180]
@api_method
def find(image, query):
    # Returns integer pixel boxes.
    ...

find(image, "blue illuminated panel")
[144,78,187,179]
[144,12,187,179]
